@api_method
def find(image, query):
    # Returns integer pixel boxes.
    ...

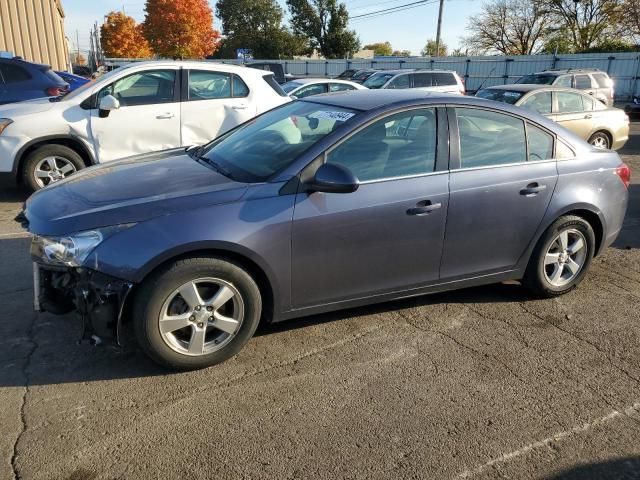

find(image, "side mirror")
[306,163,359,194]
[98,94,120,118]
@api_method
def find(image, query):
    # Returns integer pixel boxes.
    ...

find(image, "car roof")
[108,60,275,78]
[0,57,49,69]
[369,69,456,76]
[287,78,359,85]
[483,84,587,94]
[301,89,462,110]
[529,68,603,76]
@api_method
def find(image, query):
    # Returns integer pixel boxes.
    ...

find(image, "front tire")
[523,215,595,298]
[22,144,85,191]
[133,257,262,370]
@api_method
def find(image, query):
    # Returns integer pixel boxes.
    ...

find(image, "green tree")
[363,41,393,56]
[421,39,448,56]
[215,0,306,58]
[287,0,360,58]
[392,49,412,57]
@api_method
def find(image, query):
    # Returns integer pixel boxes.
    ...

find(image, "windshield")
[60,64,133,101]
[515,74,555,85]
[282,81,303,93]
[363,73,394,89]
[197,101,359,182]
[475,89,525,104]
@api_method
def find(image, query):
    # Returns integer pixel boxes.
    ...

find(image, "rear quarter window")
[433,72,456,86]
[592,73,610,88]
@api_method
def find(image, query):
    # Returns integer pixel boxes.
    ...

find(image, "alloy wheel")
[33,156,77,188]
[590,135,609,149]
[158,277,244,356]
[543,229,588,287]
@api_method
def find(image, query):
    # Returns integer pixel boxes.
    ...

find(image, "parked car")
[515,69,614,106]
[0,60,290,191]
[475,85,629,150]
[335,69,359,80]
[246,62,286,84]
[55,71,91,91]
[624,96,640,119]
[0,57,68,105]
[282,78,366,98]
[350,69,379,84]
[21,90,629,370]
[363,69,465,95]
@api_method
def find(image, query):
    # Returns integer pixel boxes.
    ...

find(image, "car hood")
[0,96,57,116]
[24,149,249,236]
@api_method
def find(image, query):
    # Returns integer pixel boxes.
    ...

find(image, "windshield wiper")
[196,154,234,179]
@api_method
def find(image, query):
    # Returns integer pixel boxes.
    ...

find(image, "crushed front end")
[27,224,136,344]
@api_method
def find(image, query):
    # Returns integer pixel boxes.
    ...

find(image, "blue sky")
[63,0,483,57]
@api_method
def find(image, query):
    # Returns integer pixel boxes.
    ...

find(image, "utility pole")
[435,0,445,57]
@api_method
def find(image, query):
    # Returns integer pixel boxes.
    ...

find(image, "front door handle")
[520,183,547,196]
[407,200,442,216]
[156,113,175,119]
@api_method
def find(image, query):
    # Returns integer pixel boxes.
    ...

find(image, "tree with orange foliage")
[101,11,152,58]
[143,0,220,59]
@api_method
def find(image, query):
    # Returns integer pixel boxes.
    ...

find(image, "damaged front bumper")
[33,263,133,345]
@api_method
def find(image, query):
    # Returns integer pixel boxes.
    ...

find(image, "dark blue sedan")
[0,57,68,104]
[21,90,630,370]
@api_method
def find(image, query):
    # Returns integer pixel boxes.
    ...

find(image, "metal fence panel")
[107,52,640,100]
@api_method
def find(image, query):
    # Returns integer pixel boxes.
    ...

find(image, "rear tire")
[22,144,85,191]
[588,131,611,149]
[133,257,262,370]
[523,215,595,298]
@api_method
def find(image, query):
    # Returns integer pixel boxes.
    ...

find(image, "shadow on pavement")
[545,457,640,480]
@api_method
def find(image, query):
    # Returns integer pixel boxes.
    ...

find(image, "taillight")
[616,163,631,188]
[45,86,66,97]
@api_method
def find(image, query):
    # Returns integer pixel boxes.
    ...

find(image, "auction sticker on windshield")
[308,111,356,122]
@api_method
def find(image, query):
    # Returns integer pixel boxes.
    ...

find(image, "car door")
[180,69,256,146]
[553,91,593,140]
[291,107,449,308]
[440,107,558,279]
[90,67,181,163]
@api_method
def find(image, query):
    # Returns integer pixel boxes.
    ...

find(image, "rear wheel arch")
[563,209,604,256]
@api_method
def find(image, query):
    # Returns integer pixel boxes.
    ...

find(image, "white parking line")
[457,402,640,478]
[0,232,30,239]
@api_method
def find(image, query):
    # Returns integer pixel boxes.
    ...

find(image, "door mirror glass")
[307,163,359,193]
[98,94,120,118]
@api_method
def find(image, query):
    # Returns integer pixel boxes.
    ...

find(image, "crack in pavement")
[10,311,38,480]
[518,303,640,388]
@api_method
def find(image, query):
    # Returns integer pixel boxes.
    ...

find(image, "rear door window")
[329,83,356,92]
[412,73,433,88]
[456,108,527,168]
[556,91,585,113]
[294,83,328,98]
[189,70,231,100]
[555,75,573,88]
[527,123,554,161]
[387,74,410,89]
[432,72,456,86]
[574,74,593,89]
[519,91,552,114]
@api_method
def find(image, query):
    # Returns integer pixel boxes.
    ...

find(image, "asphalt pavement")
[1,124,640,480]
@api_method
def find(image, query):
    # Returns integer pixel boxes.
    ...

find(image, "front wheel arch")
[15,136,95,180]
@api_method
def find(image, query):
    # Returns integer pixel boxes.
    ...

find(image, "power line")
[350,0,438,20]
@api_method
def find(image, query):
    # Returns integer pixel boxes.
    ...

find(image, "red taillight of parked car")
[45,86,67,97]
[616,163,631,188]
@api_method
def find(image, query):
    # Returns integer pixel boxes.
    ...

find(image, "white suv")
[362,69,465,95]
[0,61,290,190]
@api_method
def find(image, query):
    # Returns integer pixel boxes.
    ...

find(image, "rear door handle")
[156,113,175,119]
[584,114,593,119]
[520,183,547,196]
[407,200,442,216]
[232,105,248,110]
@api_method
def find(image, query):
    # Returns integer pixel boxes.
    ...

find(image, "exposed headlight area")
[0,118,13,135]
[32,230,103,267]
[31,224,135,267]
